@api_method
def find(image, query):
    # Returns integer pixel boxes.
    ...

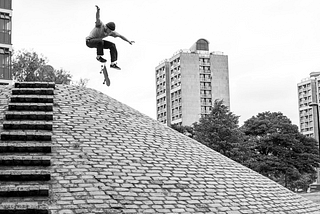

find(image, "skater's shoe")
[110,63,121,70]
[97,56,107,63]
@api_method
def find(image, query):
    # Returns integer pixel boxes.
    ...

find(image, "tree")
[193,100,243,158]
[52,68,72,84]
[170,124,194,138]
[12,50,72,84]
[290,173,317,192]
[241,111,319,190]
[72,78,89,88]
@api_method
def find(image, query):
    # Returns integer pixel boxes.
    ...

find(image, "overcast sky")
[12,0,320,126]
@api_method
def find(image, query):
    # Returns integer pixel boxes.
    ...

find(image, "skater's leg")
[86,39,106,62]
[103,41,120,70]
[102,41,118,63]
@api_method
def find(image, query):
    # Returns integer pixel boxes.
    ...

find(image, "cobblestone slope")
[1,84,320,214]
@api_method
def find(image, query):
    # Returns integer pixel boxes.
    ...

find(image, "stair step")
[0,170,51,181]
[3,121,53,130]
[5,111,53,121]
[1,131,52,141]
[0,202,49,214]
[0,142,52,153]
[12,88,54,95]
[8,103,53,111]
[15,82,55,89]
[10,95,54,103]
[0,155,51,166]
[0,184,49,197]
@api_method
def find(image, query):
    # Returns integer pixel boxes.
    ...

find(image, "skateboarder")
[86,5,134,70]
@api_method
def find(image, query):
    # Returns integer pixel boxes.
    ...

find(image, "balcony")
[172,103,181,109]
[199,69,211,74]
[199,62,210,66]
[200,94,212,98]
[201,102,212,106]
[200,86,212,90]
[200,78,211,82]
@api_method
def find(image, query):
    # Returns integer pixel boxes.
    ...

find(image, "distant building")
[298,72,320,185]
[0,0,12,85]
[297,72,320,139]
[155,39,230,126]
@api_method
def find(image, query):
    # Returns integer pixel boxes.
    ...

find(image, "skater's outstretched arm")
[111,32,135,45]
[95,5,102,26]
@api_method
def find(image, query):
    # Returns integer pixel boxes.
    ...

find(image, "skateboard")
[100,63,110,86]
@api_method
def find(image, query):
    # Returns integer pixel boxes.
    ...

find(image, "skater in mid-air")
[86,5,134,70]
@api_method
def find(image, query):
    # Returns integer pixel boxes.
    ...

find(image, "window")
[0,47,11,80]
[0,12,11,44]
[0,0,11,9]
[196,39,209,51]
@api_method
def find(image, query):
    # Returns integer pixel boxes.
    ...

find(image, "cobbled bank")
[0,84,320,214]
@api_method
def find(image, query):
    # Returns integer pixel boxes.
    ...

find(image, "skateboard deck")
[100,63,110,86]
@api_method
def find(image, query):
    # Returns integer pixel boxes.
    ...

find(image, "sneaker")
[97,56,107,63]
[110,63,121,70]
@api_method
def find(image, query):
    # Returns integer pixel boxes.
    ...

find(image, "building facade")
[0,0,12,85]
[297,72,320,139]
[155,39,230,126]
[298,72,320,185]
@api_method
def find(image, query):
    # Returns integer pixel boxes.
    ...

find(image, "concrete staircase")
[0,82,54,214]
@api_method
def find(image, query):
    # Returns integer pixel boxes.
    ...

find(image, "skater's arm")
[95,5,102,26]
[119,35,134,45]
[111,32,135,45]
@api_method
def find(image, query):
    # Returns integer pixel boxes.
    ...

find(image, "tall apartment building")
[298,72,320,186]
[0,0,12,85]
[155,39,230,126]
[297,72,320,139]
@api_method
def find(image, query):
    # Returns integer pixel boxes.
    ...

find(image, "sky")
[12,0,320,126]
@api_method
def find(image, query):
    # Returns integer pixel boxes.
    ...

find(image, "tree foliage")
[174,103,320,192]
[12,50,72,84]
[170,124,194,138]
[72,78,89,88]
[241,111,320,190]
[193,100,243,158]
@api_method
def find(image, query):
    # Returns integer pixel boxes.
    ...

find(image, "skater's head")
[106,22,116,31]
